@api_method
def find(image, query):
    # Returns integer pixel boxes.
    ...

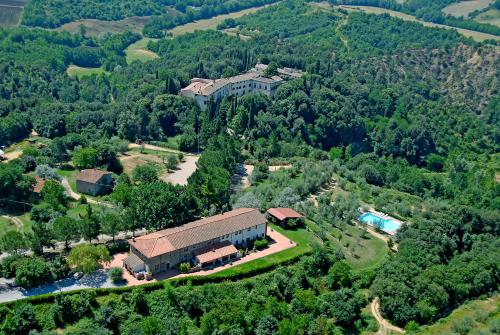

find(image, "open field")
[57,16,150,37]
[0,0,26,27]
[167,4,275,36]
[326,4,500,42]
[120,148,199,186]
[307,219,388,272]
[475,8,500,27]
[416,295,500,334]
[442,0,494,18]
[66,65,109,78]
[125,38,159,63]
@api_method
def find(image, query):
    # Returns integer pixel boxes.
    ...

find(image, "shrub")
[166,155,178,171]
[253,239,268,250]
[108,267,124,284]
[15,257,55,288]
[35,164,60,180]
[179,262,191,273]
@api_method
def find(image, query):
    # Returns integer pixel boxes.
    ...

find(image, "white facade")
[180,64,302,110]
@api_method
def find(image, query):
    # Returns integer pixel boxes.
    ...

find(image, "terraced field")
[0,0,26,27]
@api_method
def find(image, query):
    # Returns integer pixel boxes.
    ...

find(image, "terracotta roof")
[194,241,238,264]
[267,208,303,221]
[129,208,267,259]
[76,169,111,184]
[32,176,46,193]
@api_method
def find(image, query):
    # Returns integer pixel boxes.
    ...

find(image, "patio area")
[106,226,296,286]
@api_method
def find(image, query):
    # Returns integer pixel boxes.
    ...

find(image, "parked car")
[73,272,84,280]
[135,272,145,280]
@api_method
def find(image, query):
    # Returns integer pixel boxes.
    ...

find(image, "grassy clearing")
[0,5,23,27]
[416,295,500,334]
[475,8,500,27]
[442,0,494,18]
[167,4,275,36]
[0,216,17,238]
[66,65,109,78]
[125,38,159,64]
[307,219,388,272]
[57,16,150,37]
[322,3,500,42]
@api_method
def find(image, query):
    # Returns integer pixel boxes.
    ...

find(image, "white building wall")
[220,223,267,246]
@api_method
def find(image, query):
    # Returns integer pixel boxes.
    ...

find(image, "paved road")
[0,270,123,303]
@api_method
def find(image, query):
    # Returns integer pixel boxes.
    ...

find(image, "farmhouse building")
[125,208,267,274]
[76,169,113,196]
[180,63,303,110]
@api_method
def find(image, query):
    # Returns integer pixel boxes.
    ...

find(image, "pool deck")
[359,209,404,236]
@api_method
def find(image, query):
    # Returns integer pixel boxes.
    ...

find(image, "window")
[247,228,251,231]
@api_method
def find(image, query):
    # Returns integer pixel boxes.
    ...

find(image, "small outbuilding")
[266,208,304,228]
[76,169,113,196]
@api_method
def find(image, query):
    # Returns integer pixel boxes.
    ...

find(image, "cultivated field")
[0,0,26,27]
[475,8,500,27]
[442,0,494,18]
[57,16,150,37]
[330,4,500,42]
[125,38,159,63]
[66,65,109,78]
[167,4,275,36]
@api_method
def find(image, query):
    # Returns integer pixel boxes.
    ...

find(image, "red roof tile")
[129,208,266,259]
[267,208,302,221]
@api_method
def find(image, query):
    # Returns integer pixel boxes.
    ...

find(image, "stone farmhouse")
[124,208,267,275]
[76,169,113,196]
[180,63,303,110]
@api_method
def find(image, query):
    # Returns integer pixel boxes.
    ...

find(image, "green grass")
[66,65,109,78]
[57,168,78,192]
[66,203,103,219]
[0,216,17,238]
[416,295,500,334]
[125,38,159,64]
[307,218,388,272]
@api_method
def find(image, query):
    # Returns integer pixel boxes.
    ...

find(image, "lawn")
[416,294,500,334]
[57,168,78,192]
[66,65,109,78]
[307,218,389,272]
[125,38,159,64]
[0,216,17,238]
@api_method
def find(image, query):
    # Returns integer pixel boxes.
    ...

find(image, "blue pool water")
[359,213,402,234]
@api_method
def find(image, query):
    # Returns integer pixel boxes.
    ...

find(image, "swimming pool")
[359,212,402,234]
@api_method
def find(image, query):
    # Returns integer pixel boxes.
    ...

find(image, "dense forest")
[0,0,498,333]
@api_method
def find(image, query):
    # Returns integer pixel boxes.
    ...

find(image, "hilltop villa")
[180,63,303,110]
[124,208,268,275]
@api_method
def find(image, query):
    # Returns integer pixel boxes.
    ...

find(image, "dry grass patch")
[125,38,159,63]
[442,0,494,18]
[167,4,275,36]
[119,151,164,176]
[57,16,150,37]
[475,8,500,27]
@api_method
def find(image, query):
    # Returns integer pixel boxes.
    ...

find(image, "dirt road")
[371,298,405,334]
